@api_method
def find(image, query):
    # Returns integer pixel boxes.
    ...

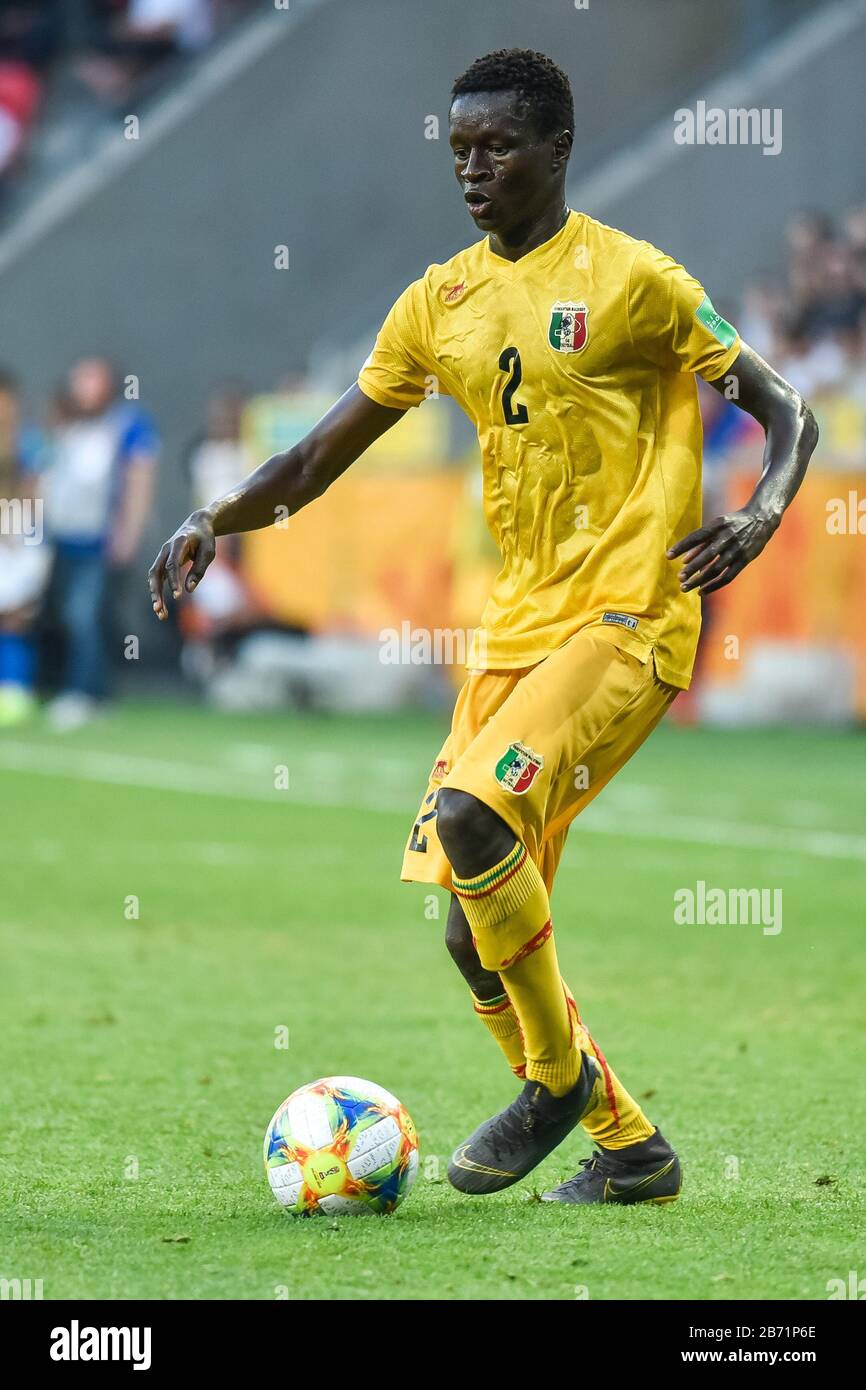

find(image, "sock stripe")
[498,920,552,970]
[585,1031,621,1129]
[452,841,526,899]
[473,996,512,1016]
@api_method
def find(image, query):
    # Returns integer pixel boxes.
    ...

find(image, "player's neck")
[488,202,570,263]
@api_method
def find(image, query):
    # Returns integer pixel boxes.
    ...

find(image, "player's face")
[449,91,569,236]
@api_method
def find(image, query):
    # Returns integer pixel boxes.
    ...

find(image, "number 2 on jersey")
[498,346,529,425]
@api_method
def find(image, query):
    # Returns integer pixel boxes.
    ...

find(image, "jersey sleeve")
[357,277,433,409]
[627,243,741,382]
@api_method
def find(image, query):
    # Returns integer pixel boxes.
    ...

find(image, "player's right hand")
[148,510,216,621]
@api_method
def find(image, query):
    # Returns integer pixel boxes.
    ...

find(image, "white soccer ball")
[264,1075,420,1215]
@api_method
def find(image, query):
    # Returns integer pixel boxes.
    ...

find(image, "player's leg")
[444,893,526,1079]
[438,788,587,1099]
[59,547,108,699]
[400,666,537,1080]
[537,826,664,1153]
[436,784,600,1192]
[437,631,681,1197]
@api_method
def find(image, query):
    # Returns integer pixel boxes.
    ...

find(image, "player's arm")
[668,344,819,595]
[148,384,404,619]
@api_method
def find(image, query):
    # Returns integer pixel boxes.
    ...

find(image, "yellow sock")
[561,980,655,1149]
[471,991,526,1078]
[453,842,581,1097]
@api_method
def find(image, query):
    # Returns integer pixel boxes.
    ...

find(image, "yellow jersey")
[357,209,740,688]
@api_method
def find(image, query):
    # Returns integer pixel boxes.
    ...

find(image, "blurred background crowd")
[0,1,254,210]
[1,0,865,731]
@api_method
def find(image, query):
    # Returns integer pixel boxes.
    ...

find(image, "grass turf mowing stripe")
[1,740,865,862]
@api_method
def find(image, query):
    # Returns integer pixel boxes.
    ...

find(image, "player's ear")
[551,129,573,170]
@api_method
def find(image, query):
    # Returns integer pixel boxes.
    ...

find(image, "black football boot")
[541,1127,681,1205]
[448,1052,601,1195]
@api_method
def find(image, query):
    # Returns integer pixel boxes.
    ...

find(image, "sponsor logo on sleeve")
[695,295,737,349]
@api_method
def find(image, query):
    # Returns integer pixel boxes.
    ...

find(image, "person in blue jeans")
[0,367,49,725]
[44,357,159,729]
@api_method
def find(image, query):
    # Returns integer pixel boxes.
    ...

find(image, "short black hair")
[451,49,574,139]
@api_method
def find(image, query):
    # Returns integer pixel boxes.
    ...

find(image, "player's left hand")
[667,507,778,596]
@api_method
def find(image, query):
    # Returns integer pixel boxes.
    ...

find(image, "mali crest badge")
[494,742,544,795]
[548,300,589,353]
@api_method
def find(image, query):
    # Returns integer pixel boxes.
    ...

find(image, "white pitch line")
[0,740,407,808]
[1,740,864,864]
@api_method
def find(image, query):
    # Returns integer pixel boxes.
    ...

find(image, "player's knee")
[435,788,473,851]
[436,787,513,876]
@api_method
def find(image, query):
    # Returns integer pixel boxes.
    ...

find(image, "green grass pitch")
[1,704,863,1300]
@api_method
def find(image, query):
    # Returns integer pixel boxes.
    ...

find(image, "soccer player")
[149,50,817,1204]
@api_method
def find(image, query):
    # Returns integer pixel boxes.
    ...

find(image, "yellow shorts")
[401,629,678,894]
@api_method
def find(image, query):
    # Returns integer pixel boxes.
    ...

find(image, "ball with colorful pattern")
[264,1076,420,1215]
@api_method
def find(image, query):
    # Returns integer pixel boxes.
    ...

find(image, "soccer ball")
[264,1075,420,1215]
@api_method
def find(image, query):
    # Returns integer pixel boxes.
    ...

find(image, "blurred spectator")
[773,319,849,399]
[77,0,215,104]
[783,208,835,311]
[844,205,866,297]
[796,239,866,341]
[42,357,159,729]
[0,1,251,210]
[0,60,42,190]
[0,367,50,725]
[737,274,786,362]
[0,3,59,69]
[0,2,61,195]
[126,0,215,50]
[187,377,251,508]
[180,381,267,683]
[738,205,866,404]
[178,381,320,708]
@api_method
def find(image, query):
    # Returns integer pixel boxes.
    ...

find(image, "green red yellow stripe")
[473,995,512,1016]
[452,842,527,900]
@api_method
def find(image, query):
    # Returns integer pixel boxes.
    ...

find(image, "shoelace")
[484,1092,542,1161]
[557,1150,620,1192]
[485,1086,581,1162]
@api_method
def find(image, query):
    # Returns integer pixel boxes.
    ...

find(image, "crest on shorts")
[494,742,544,795]
[548,301,589,353]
